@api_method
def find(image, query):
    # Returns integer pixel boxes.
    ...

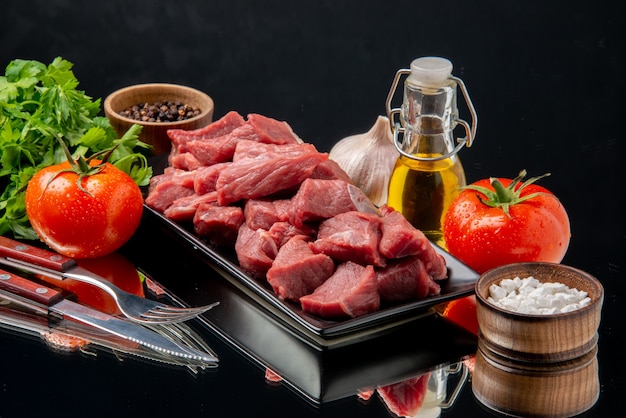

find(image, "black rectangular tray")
[142,204,479,343]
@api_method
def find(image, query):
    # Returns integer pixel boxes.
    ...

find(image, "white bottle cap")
[407,57,453,86]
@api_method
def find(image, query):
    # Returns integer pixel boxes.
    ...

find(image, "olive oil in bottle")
[387,154,466,248]
[385,57,477,248]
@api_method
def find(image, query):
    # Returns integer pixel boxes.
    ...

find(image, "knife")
[0,267,217,365]
[347,183,382,216]
[0,302,215,371]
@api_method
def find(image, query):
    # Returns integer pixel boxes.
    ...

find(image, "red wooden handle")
[0,268,64,306]
[0,236,77,272]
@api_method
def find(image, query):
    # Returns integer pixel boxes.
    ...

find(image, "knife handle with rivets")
[0,236,77,272]
[0,267,65,306]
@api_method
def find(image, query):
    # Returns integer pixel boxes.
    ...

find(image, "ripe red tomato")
[443,171,570,274]
[25,160,144,259]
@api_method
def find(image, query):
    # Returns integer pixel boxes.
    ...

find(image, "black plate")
[144,204,479,341]
[122,220,479,404]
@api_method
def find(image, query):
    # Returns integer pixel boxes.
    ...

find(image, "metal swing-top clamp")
[385,57,478,162]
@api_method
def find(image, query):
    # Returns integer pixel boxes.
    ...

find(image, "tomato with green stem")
[443,170,571,274]
[25,139,144,259]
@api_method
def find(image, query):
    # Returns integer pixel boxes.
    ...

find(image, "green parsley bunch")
[0,57,152,239]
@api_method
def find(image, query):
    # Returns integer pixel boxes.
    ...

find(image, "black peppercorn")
[119,100,201,122]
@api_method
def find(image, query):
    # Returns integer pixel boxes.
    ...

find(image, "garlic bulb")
[329,115,398,207]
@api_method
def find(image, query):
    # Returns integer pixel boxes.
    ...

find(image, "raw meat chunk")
[300,261,380,319]
[216,146,327,205]
[244,199,282,230]
[232,140,318,162]
[149,167,196,190]
[164,191,218,222]
[266,236,335,301]
[425,252,447,281]
[193,163,231,195]
[145,170,196,212]
[288,178,358,227]
[168,152,202,171]
[310,211,385,267]
[271,199,292,222]
[187,114,300,167]
[167,110,245,154]
[187,123,258,166]
[310,159,354,183]
[376,256,441,303]
[246,113,301,145]
[379,207,447,279]
[193,203,244,247]
[268,221,317,247]
[379,209,432,259]
[235,224,279,278]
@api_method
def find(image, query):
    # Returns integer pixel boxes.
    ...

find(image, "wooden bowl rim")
[103,83,214,127]
[475,262,604,319]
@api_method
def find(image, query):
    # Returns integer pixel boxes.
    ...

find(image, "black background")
[1,1,625,417]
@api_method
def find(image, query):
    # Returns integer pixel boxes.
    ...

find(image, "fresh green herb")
[0,57,152,240]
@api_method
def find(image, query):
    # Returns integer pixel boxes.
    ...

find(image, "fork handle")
[0,236,77,272]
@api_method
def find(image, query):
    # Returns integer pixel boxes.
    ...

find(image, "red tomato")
[37,251,145,315]
[25,160,143,259]
[443,171,570,274]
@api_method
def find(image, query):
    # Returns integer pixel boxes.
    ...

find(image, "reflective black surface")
[1,1,624,417]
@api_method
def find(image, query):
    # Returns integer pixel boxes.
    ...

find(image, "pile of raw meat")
[145,111,447,320]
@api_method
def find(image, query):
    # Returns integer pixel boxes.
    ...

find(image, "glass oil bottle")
[385,57,478,248]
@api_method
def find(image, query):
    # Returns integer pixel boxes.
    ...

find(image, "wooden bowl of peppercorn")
[104,83,214,155]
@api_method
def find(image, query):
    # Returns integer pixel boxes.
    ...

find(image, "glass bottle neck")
[400,80,459,159]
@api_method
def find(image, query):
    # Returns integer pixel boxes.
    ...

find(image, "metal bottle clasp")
[384,67,479,162]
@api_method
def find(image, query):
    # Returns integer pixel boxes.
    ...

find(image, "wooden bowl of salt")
[474,262,603,363]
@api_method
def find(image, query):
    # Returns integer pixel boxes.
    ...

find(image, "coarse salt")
[487,276,591,315]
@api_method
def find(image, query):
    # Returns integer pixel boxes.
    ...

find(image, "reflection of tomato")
[442,295,478,335]
[37,251,144,315]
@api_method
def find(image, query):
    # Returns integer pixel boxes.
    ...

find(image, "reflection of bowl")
[104,83,214,155]
[475,262,603,362]
[473,341,600,418]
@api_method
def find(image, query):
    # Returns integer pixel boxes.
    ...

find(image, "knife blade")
[347,183,382,216]
[0,302,216,371]
[0,268,217,365]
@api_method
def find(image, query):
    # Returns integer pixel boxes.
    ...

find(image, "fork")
[142,274,219,373]
[0,236,218,324]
